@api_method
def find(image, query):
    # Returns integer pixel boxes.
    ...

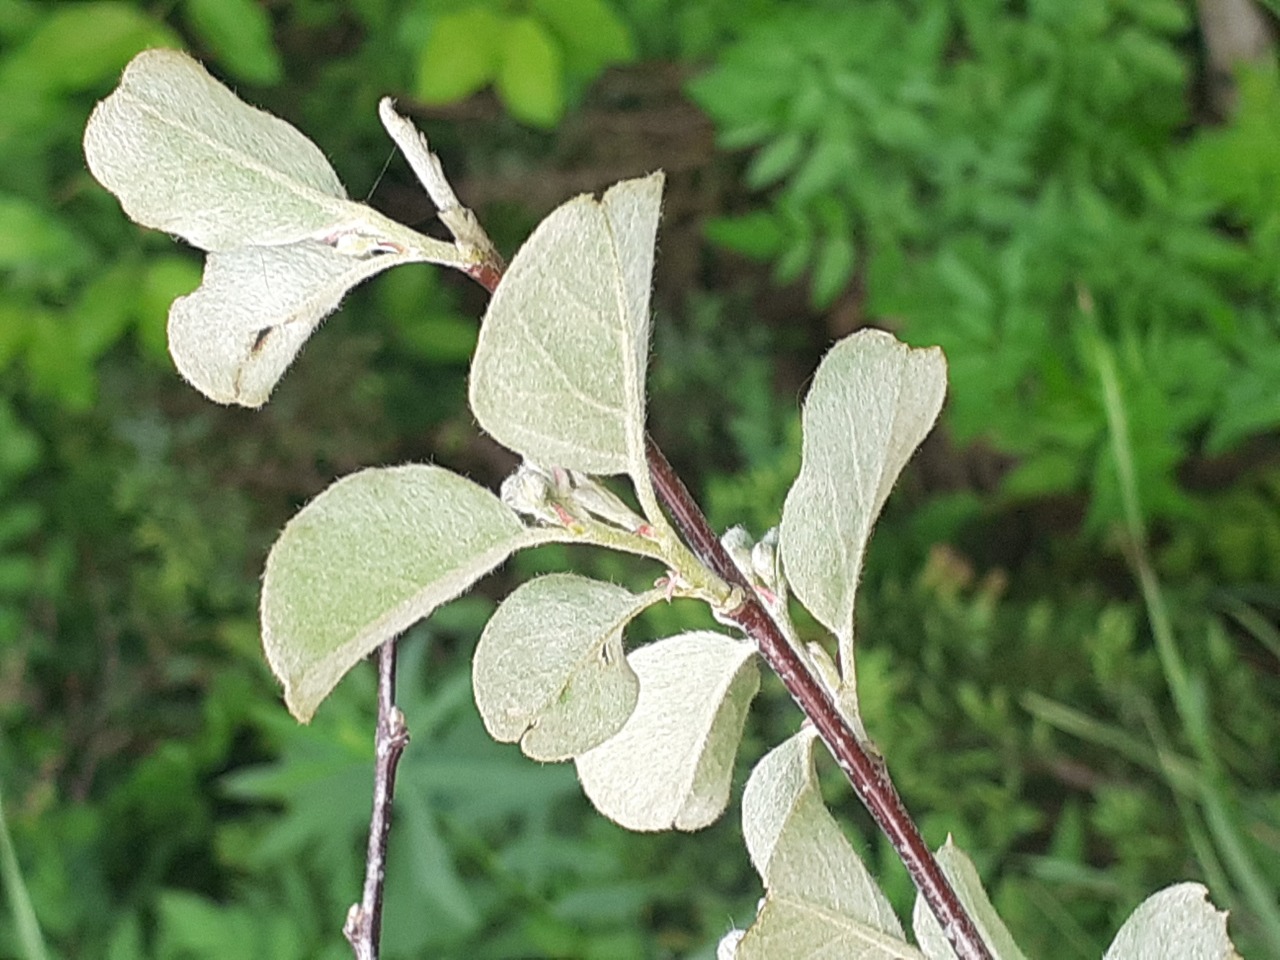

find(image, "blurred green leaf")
[182,0,284,85]
[414,6,502,104]
[0,1,179,94]
[496,15,564,127]
[530,0,634,76]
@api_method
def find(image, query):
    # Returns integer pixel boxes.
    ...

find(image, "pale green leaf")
[495,15,564,127]
[912,838,1029,960]
[732,896,924,960]
[742,728,904,939]
[779,330,946,650]
[166,241,407,407]
[84,48,350,250]
[183,0,283,85]
[1102,883,1238,960]
[84,50,460,407]
[473,573,657,761]
[469,172,662,480]
[414,8,502,104]
[575,631,758,832]
[529,0,635,76]
[262,465,558,722]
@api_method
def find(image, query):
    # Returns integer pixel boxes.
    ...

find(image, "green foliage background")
[1,0,1278,957]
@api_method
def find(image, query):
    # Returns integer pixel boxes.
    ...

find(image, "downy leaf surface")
[473,573,658,762]
[469,173,663,480]
[263,465,559,722]
[1102,883,1238,960]
[741,728,905,943]
[575,631,758,832]
[780,329,946,649]
[912,839,1029,960]
[83,49,459,406]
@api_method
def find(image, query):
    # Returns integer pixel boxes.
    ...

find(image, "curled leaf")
[780,329,946,650]
[575,631,759,832]
[263,465,559,722]
[469,173,663,480]
[167,242,406,407]
[473,573,658,761]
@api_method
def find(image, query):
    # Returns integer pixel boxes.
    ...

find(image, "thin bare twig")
[344,639,409,960]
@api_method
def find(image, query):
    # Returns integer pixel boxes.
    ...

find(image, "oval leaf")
[263,465,554,722]
[575,631,759,832]
[84,48,350,250]
[1102,883,1237,960]
[912,838,1029,960]
[168,241,406,407]
[496,15,564,127]
[473,573,657,761]
[780,329,946,648]
[742,729,903,939]
[469,172,663,479]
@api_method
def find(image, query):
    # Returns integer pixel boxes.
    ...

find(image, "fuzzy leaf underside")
[262,465,556,722]
[742,729,904,939]
[468,173,663,478]
[83,48,350,251]
[1102,883,1238,960]
[473,573,657,761]
[780,329,946,647]
[911,839,1029,960]
[167,242,405,406]
[575,631,759,832]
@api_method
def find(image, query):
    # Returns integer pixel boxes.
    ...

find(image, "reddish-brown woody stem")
[645,438,993,960]
[461,193,990,958]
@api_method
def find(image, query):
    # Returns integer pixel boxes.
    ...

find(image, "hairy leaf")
[84,50,460,406]
[263,465,558,722]
[741,728,904,940]
[912,839,1028,960]
[473,573,657,762]
[166,242,406,407]
[1102,883,1238,960]
[575,631,758,832]
[85,48,352,250]
[469,173,662,480]
[732,896,924,960]
[780,329,946,649]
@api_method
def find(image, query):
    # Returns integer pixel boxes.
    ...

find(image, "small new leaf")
[473,573,658,761]
[263,465,558,722]
[84,49,461,406]
[780,329,946,651]
[1102,883,1239,960]
[575,631,759,832]
[469,173,663,482]
[742,729,905,941]
[912,839,1028,960]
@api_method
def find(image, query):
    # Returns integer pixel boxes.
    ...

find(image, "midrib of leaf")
[515,269,624,416]
[765,894,923,958]
[124,88,350,226]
